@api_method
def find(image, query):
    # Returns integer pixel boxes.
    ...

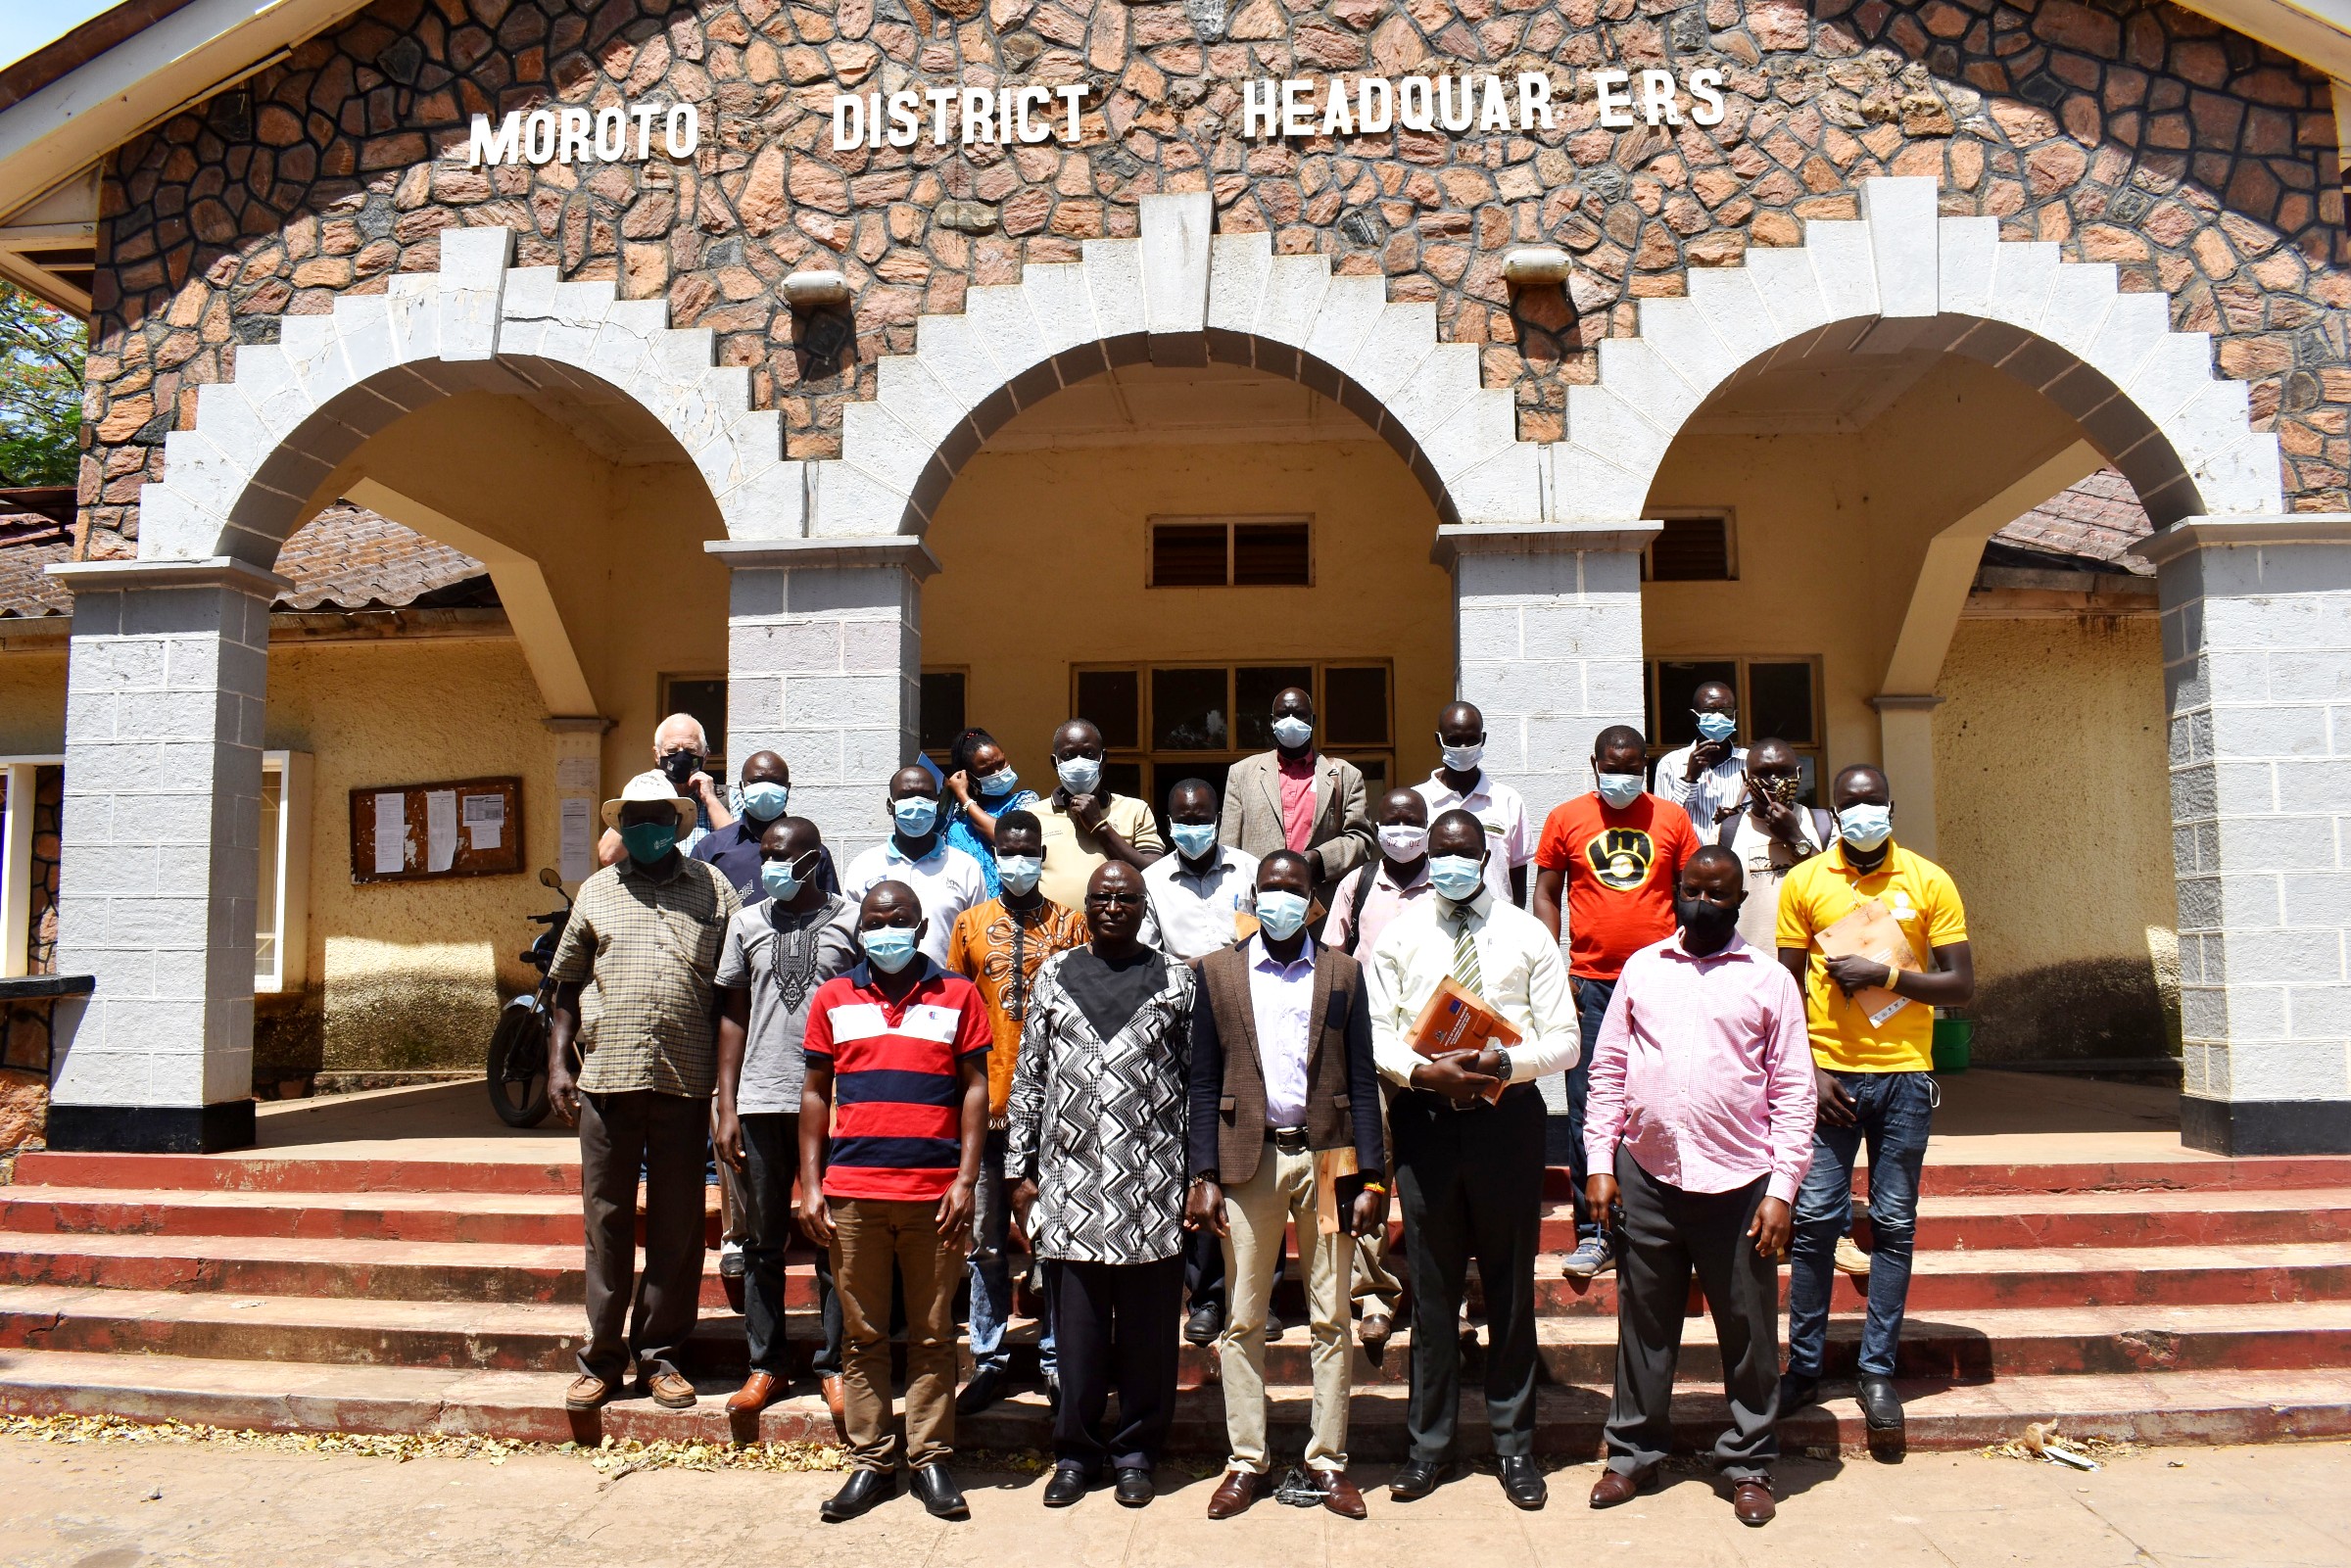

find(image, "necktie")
[1450,910,1483,996]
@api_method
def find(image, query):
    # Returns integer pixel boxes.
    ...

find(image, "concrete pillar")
[1872,694,1943,858]
[2135,515,2351,1156]
[42,557,287,1153]
[710,538,934,866]
[1439,522,1658,826]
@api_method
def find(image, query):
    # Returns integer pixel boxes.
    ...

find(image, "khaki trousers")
[831,1197,959,1472]
[1218,1139,1355,1474]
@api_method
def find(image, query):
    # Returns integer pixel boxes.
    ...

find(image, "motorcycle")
[486,867,579,1128]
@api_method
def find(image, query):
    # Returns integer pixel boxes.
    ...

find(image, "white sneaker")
[1834,1237,1872,1276]
[1561,1236,1615,1279]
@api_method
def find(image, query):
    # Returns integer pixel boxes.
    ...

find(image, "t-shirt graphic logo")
[1584,828,1655,891]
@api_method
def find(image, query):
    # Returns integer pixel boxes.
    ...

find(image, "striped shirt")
[803,960,990,1202]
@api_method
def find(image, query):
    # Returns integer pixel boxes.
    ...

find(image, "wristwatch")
[1490,1046,1513,1082]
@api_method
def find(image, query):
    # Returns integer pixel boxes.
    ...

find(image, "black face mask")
[660,750,701,789]
[1674,893,1741,955]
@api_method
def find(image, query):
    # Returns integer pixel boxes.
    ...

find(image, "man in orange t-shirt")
[1532,724,1700,1278]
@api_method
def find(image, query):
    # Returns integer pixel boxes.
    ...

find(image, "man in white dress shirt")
[1412,701,1533,907]
[840,765,987,968]
[1651,680,1748,833]
[1142,778,1260,963]
[1364,809,1581,1510]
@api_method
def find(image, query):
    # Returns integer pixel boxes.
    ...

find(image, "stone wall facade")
[73,0,2348,555]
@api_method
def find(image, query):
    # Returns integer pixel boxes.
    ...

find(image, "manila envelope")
[1814,897,1925,1027]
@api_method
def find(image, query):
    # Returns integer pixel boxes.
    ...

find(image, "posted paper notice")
[425,789,458,873]
[462,792,504,851]
[372,792,406,874]
[559,797,595,883]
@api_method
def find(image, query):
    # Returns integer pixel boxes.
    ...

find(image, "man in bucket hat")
[549,770,742,1410]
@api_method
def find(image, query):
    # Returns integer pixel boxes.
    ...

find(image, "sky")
[0,0,120,74]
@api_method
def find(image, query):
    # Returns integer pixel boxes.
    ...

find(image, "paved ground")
[1,1435,2344,1567]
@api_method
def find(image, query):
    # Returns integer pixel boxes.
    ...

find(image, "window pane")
[256,764,281,975]
[1101,760,1146,805]
[1653,660,1737,747]
[919,671,967,754]
[664,678,729,773]
[1233,665,1312,748]
[1150,523,1227,587]
[1151,667,1228,751]
[1345,753,1390,796]
[1322,665,1388,746]
[1232,522,1310,585]
[1076,669,1141,750]
[1648,515,1733,581]
[1747,661,1817,747]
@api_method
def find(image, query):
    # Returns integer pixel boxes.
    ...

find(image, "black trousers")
[739,1112,841,1379]
[1607,1151,1780,1479]
[577,1090,707,1384]
[1049,1253,1184,1475]
[1182,1226,1224,1313]
[1393,1083,1545,1462]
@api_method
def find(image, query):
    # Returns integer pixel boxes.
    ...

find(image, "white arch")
[1557,177,2279,528]
[134,226,792,563]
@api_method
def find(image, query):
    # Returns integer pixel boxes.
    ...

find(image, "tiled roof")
[0,503,495,619]
[1987,468,2155,577]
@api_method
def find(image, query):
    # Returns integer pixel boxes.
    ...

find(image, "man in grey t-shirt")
[714,815,859,1420]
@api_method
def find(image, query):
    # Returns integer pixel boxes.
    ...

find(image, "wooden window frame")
[1145,514,1316,589]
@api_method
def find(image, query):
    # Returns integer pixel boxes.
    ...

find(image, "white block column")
[42,558,286,1153]
[709,538,933,868]
[2136,516,2351,1156]
[1440,522,1658,825]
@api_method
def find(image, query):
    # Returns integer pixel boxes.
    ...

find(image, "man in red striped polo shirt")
[800,879,992,1523]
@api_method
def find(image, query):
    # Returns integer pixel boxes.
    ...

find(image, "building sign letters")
[467,103,701,166]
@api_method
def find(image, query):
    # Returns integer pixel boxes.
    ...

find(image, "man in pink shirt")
[1218,687,1372,909]
[1582,844,1814,1528]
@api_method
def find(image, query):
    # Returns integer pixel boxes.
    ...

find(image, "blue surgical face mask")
[1428,854,1484,902]
[1839,802,1894,851]
[1596,772,1645,809]
[1270,714,1314,750]
[739,780,790,822]
[1694,710,1737,744]
[619,821,678,865]
[996,854,1042,896]
[1171,821,1219,862]
[1056,754,1102,794]
[1255,888,1310,941]
[976,766,1019,798]
[861,925,921,973]
[759,859,804,902]
[892,794,939,837]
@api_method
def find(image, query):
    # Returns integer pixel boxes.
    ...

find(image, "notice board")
[350,777,524,883]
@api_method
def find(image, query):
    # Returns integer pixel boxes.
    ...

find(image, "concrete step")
[7,1284,2349,1387]
[23,1149,2351,1201]
[8,1231,2350,1314]
[1,1346,2345,1456]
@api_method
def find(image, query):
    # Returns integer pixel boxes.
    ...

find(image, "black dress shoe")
[1857,1375,1905,1433]
[1045,1372,1062,1412]
[1777,1370,1820,1414]
[909,1462,970,1520]
[1114,1466,1155,1507]
[1041,1464,1090,1507]
[1388,1459,1448,1500]
[956,1366,1006,1417]
[820,1468,895,1522]
[1184,1303,1223,1346]
[1263,1309,1284,1341]
[1498,1455,1547,1510]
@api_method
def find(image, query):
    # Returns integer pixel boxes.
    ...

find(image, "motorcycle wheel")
[487,997,552,1128]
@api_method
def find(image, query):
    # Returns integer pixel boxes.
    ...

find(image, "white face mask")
[1270,714,1314,750]
[1378,824,1429,863]
[1055,754,1102,794]
[1439,737,1485,772]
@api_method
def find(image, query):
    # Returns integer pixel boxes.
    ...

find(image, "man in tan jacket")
[1217,686,1374,907]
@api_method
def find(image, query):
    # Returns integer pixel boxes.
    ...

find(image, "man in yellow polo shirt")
[1774,763,1973,1453]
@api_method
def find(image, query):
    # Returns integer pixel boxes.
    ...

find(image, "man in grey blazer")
[1218,686,1374,908]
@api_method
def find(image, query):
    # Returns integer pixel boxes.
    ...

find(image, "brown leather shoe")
[1732,1477,1776,1527]
[1205,1469,1261,1520]
[819,1373,846,1440]
[645,1369,697,1409]
[1318,1469,1367,1519]
[563,1374,614,1410]
[725,1370,778,1415]
[1589,1465,1656,1508]
[1358,1312,1393,1352]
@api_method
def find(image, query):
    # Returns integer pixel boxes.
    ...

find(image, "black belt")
[1269,1126,1310,1153]
[1415,1087,1498,1114]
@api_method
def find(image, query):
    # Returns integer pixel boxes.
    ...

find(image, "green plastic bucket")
[1932,1015,1973,1074]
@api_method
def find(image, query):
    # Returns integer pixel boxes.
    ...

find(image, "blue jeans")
[971,1130,1055,1378]
[1563,976,1612,1245]
[1786,1069,1935,1379]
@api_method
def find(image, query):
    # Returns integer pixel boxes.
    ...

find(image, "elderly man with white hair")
[599,712,735,865]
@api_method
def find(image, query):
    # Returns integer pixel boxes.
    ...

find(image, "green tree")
[0,280,86,487]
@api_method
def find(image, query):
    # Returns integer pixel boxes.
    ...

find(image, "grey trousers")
[577,1089,708,1384]
[1606,1150,1781,1480]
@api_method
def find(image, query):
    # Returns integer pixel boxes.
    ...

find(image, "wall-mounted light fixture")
[1502,246,1572,287]
[783,268,851,308]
